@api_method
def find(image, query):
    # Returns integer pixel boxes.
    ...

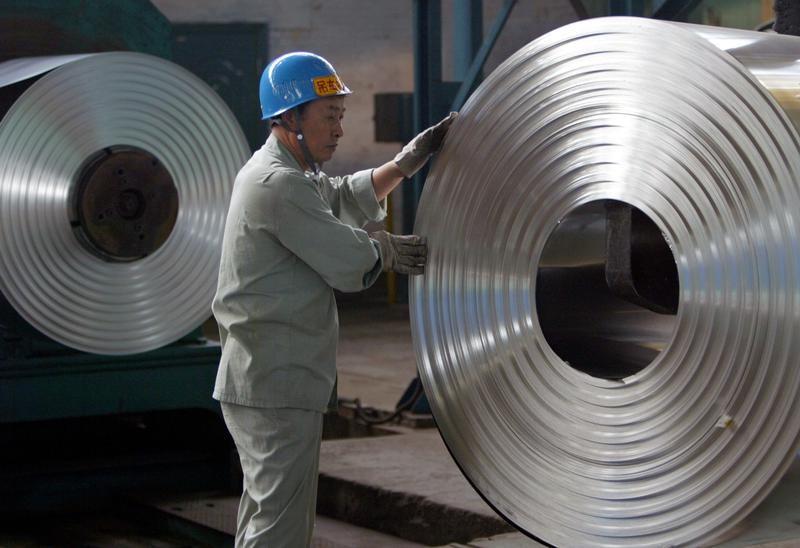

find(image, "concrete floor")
[144,302,800,546]
[4,304,796,547]
[336,301,420,412]
[327,303,800,547]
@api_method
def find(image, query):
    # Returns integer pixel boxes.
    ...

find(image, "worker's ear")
[281,109,300,132]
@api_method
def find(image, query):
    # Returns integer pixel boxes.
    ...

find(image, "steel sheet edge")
[0,52,249,355]
[411,17,800,546]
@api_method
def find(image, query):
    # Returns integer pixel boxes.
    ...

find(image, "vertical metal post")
[450,0,515,112]
[609,0,646,15]
[397,0,444,302]
[652,0,703,20]
[405,0,443,234]
[453,0,483,81]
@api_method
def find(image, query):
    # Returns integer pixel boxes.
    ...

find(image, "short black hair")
[270,102,309,126]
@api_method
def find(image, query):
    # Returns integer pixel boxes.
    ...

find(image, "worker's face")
[297,96,346,165]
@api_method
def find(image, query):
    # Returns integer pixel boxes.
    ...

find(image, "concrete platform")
[317,423,800,547]
[147,418,800,547]
[143,491,427,547]
[318,428,515,545]
[140,303,800,547]
[331,303,800,547]
[336,302,421,411]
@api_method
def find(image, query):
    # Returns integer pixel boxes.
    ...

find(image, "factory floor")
[177,301,800,547]
[183,301,531,547]
[328,302,800,547]
[3,301,798,546]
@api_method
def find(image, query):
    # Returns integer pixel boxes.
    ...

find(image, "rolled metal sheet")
[411,17,800,546]
[0,52,249,355]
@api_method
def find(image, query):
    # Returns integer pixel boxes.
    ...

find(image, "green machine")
[0,1,248,425]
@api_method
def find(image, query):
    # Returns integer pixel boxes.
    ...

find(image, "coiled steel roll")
[411,17,800,546]
[0,52,249,355]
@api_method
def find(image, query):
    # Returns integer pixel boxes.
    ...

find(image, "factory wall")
[150,0,578,232]
[149,0,770,233]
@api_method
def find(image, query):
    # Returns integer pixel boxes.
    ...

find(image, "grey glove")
[371,231,427,275]
[393,112,458,178]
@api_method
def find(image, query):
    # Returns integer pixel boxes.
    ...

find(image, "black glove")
[371,231,427,275]
[393,112,458,178]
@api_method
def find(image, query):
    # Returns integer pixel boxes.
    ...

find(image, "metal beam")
[608,0,646,16]
[453,0,483,81]
[405,0,444,236]
[450,0,517,112]
[1,343,220,422]
[652,0,703,21]
[568,0,590,19]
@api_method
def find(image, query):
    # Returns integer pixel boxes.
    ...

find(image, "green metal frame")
[609,0,703,18]
[0,0,172,60]
[608,0,647,15]
[652,0,704,20]
[0,342,220,423]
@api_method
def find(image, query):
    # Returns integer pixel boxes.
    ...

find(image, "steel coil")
[411,17,800,546]
[0,52,249,355]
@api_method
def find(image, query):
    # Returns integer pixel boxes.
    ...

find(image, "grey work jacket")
[212,134,385,411]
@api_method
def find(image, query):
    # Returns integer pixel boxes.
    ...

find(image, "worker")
[211,51,456,547]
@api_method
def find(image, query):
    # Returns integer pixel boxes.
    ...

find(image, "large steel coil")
[411,17,800,546]
[0,52,249,355]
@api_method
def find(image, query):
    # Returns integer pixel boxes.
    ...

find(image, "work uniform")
[212,133,385,547]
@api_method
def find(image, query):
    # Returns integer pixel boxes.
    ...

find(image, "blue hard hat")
[259,52,352,120]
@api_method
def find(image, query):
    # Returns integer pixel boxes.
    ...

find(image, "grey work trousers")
[221,402,323,548]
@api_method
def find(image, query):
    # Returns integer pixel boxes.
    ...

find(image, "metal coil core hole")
[536,199,679,379]
[70,146,178,262]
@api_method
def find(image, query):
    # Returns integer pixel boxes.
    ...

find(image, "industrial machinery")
[0,2,249,517]
[0,1,247,425]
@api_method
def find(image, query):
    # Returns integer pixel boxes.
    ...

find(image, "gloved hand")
[371,231,427,275]
[393,112,458,178]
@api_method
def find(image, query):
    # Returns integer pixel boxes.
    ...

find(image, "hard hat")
[259,52,352,120]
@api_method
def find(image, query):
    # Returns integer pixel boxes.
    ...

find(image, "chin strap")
[276,116,319,175]
[296,132,320,175]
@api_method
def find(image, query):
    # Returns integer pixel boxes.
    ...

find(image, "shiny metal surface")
[411,17,800,546]
[0,53,249,355]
